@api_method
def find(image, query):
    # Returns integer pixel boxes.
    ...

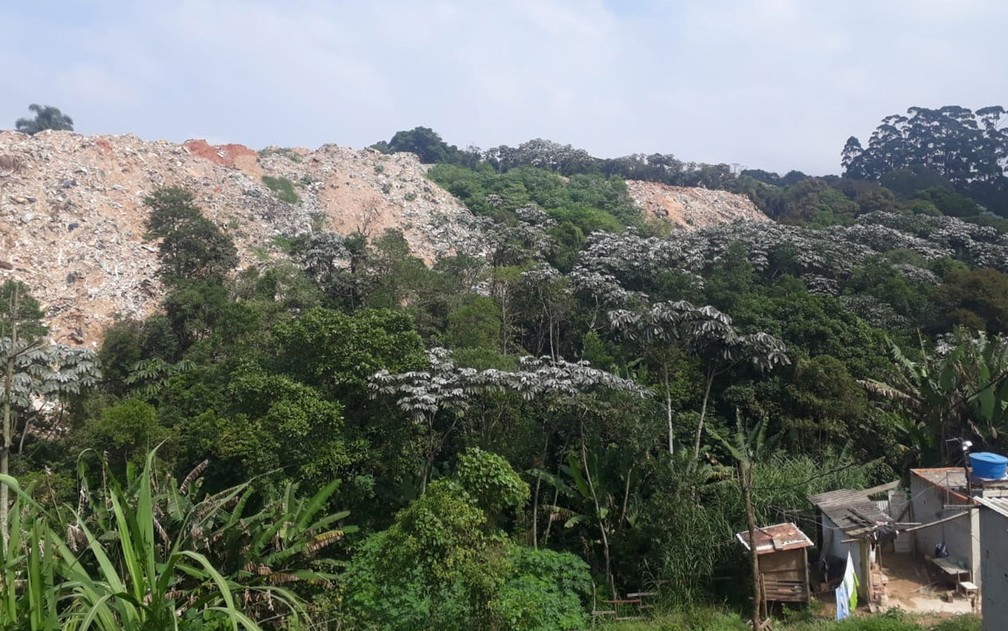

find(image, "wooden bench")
[957,580,979,611]
[927,555,978,608]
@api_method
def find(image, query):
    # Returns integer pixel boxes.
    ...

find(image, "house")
[735,522,814,603]
[910,467,1008,595]
[909,469,981,588]
[808,481,901,605]
[977,497,1008,630]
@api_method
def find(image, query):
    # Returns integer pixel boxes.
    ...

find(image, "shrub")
[262,175,301,203]
[258,146,303,163]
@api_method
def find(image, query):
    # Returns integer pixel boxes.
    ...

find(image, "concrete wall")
[821,514,866,597]
[911,475,979,585]
[980,508,1008,631]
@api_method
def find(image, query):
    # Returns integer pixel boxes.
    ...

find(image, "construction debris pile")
[0,130,477,345]
[626,180,770,230]
[0,131,772,347]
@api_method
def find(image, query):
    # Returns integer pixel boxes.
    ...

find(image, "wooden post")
[741,460,766,631]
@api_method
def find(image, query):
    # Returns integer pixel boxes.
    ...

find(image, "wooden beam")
[902,511,969,533]
[862,481,901,497]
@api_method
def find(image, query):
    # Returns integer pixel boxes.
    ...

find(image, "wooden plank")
[850,507,883,525]
[862,480,901,497]
[902,511,969,533]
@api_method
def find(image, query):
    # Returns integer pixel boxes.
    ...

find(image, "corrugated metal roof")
[808,485,897,538]
[736,522,814,554]
[978,497,1008,518]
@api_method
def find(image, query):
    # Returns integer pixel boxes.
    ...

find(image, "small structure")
[909,469,981,589]
[977,497,1008,629]
[911,467,1008,596]
[809,482,901,605]
[735,522,814,603]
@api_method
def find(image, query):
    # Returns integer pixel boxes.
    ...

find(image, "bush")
[262,175,301,203]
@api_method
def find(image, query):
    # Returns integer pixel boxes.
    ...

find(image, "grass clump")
[259,146,303,163]
[262,175,301,204]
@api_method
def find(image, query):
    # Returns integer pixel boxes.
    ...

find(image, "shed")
[808,481,900,604]
[736,522,814,603]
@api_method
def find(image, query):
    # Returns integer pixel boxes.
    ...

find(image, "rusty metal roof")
[735,522,814,554]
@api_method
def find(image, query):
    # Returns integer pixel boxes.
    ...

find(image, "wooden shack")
[808,482,900,605]
[735,522,814,603]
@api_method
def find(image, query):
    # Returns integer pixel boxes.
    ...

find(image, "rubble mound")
[0,131,475,346]
[626,180,770,230]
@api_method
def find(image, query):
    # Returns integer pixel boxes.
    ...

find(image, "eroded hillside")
[0,131,771,346]
[626,180,769,230]
[0,131,476,345]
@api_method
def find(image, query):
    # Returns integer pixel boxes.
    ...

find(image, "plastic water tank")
[970,452,1008,480]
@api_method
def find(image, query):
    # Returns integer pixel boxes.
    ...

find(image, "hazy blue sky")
[3,0,1006,174]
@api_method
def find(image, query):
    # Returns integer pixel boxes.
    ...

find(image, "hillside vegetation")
[0,105,1006,629]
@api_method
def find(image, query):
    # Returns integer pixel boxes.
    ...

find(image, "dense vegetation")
[1,107,1005,629]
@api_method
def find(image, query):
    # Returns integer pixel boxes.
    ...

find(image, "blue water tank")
[970,452,1008,480]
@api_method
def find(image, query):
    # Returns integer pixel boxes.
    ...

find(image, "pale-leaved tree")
[611,301,789,461]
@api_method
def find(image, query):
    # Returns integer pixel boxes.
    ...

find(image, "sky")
[2,0,1006,175]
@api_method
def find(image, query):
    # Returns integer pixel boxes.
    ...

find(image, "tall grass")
[0,448,354,629]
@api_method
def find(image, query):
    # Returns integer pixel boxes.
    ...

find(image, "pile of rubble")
[626,180,770,230]
[0,130,773,347]
[0,130,476,346]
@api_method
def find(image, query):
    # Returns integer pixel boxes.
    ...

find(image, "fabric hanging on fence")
[835,551,859,620]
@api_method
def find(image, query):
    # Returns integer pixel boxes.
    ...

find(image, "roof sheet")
[736,522,814,554]
[808,485,896,537]
[978,497,1008,518]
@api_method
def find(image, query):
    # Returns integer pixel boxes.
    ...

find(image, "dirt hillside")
[0,131,769,347]
[0,131,475,345]
[626,180,769,230]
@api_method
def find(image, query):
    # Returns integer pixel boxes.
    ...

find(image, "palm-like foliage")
[862,328,1008,463]
[611,301,789,461]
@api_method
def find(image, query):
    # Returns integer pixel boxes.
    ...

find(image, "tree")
[371,348,648,492]
[15,104,74,135]
[842,106,1008,214]
[143,186,238,284]
[343,448,590,630]
[708,414,778,631]
[610,301,789,462]
[932,268,1008,334]
[382,126,458,164]
[862,329,1008,463]
[1,281,100,553]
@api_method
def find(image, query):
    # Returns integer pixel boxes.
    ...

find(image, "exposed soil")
[0,131,475,346]
[626,180,769,230]
[0,131,772,348]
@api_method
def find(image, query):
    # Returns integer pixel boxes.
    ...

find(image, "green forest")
[3,105,1007,630]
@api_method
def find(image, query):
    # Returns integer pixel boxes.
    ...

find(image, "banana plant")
[532,446,639,600]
